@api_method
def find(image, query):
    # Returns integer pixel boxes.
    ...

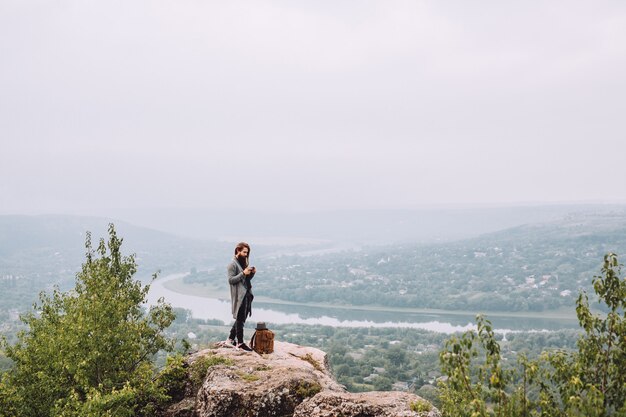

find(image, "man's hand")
[244,267,254,275]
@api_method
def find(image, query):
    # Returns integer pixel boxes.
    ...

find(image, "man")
[227,242,255,351]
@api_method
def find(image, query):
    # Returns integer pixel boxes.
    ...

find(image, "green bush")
[0,225,176,417]
[410,398,433,413]
[189,354,233,390]
[158,354,188,403]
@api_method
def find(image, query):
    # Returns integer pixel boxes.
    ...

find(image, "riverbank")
[162,274,579,322]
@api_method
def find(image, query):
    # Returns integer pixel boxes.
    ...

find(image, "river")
[146,273,580,334]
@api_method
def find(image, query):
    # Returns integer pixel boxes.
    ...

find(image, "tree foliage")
[0,224,175,417]
[439,315,523,416]
[439,253,626,417]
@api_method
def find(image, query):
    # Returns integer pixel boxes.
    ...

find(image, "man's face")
[236,248,249,259]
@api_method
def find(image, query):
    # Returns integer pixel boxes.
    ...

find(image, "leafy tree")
[386,344,408,368]
[439,253,626,417]
[0,224,175,417]
[439,315,520,417]
[541,252,626,416]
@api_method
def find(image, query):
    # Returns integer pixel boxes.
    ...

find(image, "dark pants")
[229,302,248,344]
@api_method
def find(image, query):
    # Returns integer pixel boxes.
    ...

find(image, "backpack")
[250,322,274,354]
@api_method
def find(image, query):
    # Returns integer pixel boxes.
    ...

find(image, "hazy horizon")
[2,1,625,215]
[4,203,626,245]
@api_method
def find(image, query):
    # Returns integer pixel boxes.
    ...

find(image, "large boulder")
[164,340,439,417]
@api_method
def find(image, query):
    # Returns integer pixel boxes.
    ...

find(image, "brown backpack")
[250,322,274,354]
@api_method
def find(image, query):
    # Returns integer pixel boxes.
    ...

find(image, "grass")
[236,371,260,382]
[294,353,324,372]
[189,354,234,388]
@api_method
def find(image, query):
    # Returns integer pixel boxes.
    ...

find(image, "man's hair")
[234,242,250,257]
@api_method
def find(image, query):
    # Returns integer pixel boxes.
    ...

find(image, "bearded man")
[226,242,255,351]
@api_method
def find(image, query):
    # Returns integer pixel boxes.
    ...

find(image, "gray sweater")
[227,257,255,319]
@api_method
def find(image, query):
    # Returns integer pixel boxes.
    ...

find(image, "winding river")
[146,273,579,334]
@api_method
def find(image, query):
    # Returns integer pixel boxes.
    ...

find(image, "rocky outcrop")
[164,340,439,417]
[294,391,440,417]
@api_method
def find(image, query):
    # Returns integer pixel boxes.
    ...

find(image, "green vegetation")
[0,353,12,373]
[157,355,188,403]
[295,381,322,399]
[237,371,260,382]
[298,353,324,372]
[189,354,233,389]
[410,398,433,413]
[439,253,626,416]
[156,352,234,403]
[0,225,176,417]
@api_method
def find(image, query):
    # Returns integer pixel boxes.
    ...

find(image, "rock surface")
[294,391,440,417]
[164,340,439,417]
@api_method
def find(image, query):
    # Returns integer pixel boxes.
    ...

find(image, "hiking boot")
[237,342,253,352]
[227,338,236,347]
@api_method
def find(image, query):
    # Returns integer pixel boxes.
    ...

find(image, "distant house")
[364,373,379,382]
[427,370,442,384]
[392,381,409,391]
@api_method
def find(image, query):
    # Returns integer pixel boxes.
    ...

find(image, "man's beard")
[237,255,248,267]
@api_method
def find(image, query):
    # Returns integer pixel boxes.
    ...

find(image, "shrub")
[410,398,433,413]
[189,354,233,389]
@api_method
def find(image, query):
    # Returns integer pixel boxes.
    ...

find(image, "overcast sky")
[1,0,625,215]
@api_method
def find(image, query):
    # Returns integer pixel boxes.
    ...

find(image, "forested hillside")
[243,211,626,312]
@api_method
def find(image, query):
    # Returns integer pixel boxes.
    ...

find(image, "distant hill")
[101,204,626,244]
[250,209,626,313]
[476,209,626,242]
[0,215,231,314]
[0,214,230,270]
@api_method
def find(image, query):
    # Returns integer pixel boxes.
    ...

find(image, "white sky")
[1,0,625,214]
